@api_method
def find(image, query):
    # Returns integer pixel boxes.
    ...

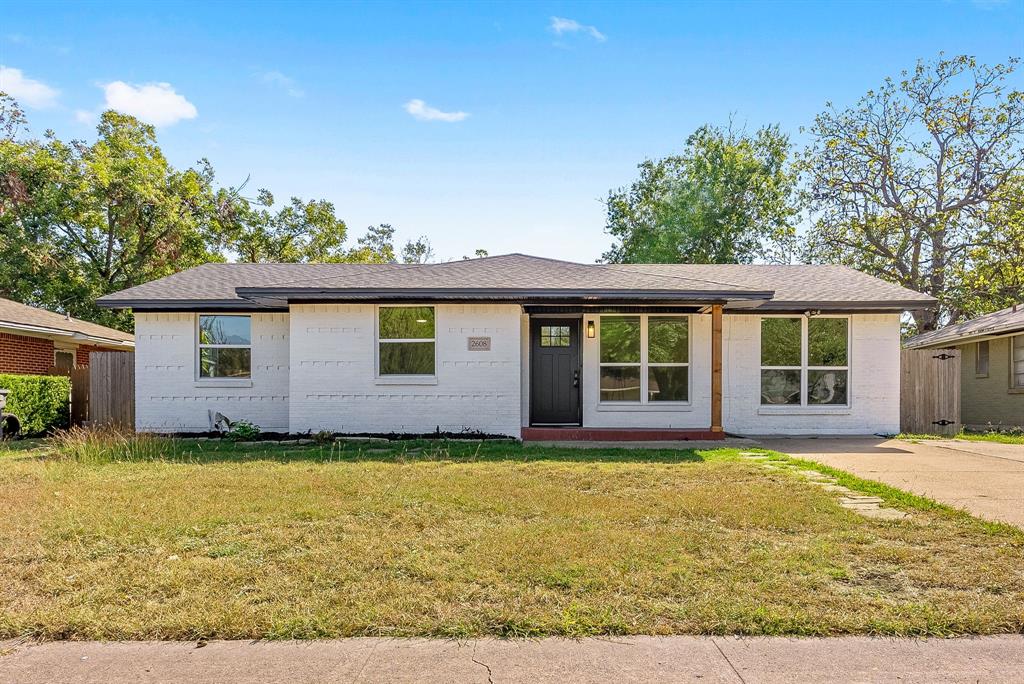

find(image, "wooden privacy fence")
[900,348,961,436]
[69,366,90,426]
[88,352,134,428]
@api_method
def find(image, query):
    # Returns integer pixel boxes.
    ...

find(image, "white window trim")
[759,315,852,409]
[596,313,692,406]
[54,348,75,368]
[1011,334,1024,392]
[375,304,438,382]
[195,313,253,386]
[975,340,990,378]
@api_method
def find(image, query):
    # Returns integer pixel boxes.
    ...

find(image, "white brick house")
[99,254,934,440]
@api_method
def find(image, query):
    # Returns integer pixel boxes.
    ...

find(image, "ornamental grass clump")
[49,424,176,464]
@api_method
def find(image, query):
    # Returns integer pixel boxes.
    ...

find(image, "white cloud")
[74,109,96,125]
[101,81,197,126]
[549,16,606,42]
[0,65,60,108]
[403,99,469,123]
[260,70,304,98]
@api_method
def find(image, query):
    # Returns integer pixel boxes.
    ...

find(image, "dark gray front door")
[530,318,581,425]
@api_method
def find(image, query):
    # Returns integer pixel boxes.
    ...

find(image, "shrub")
[0,373,71,436]
[226,420,261,442]
[49,424,175,464]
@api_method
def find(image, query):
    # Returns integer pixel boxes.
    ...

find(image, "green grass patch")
[0,437,1021,640]
[899,430,1024,445]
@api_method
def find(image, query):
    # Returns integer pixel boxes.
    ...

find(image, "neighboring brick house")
[0,298,134,375]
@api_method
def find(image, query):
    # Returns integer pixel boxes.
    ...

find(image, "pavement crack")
[471,643,494,684]
[349,640,379,683]
[712,638,746,684]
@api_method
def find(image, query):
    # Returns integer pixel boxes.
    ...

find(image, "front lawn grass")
[0,438,1022,640]
[899,431,1024,445]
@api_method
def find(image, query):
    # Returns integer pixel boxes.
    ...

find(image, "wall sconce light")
[586,320,596,338]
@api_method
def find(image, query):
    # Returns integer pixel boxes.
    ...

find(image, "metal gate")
[900,348,961,435]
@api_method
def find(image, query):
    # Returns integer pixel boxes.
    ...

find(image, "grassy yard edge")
[752,448,1024,538]
[898,431,1024,445]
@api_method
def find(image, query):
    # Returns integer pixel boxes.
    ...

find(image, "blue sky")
[2,0,1022,262]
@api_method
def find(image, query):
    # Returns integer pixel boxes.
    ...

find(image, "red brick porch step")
[521,427,724,441]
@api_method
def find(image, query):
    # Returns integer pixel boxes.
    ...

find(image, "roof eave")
[96,298,282,311]
[753,299,936,313]
[905,324,1024,350]
[0,320,132,346]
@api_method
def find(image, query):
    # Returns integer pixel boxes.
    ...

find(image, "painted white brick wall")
[133,308,898,437]
[580,313,712,429]
[134,312,290,432]
[722,313,901,435]
[288,303,522,436]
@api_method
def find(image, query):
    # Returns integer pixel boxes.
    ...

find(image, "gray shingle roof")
[0,297,134,344]
[904,304,1024,349]
[97,253,935,311]
[608,263,931,308]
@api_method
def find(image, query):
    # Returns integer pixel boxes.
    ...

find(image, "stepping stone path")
[740,452,909,521]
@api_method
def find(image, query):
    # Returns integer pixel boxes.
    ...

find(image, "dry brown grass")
[0,439,1022,639]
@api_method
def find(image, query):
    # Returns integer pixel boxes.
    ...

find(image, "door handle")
[573,369,579,387]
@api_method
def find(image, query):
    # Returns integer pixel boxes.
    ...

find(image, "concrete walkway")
[758,436,1024,527]
[2,636,1024,683]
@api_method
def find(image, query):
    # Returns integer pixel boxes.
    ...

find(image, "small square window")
[198,315,252,378]
[540,325,570,347]
[378,306,436,376]
[54,350,75,371]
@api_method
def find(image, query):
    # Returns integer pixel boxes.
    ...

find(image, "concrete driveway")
[758,436,1024,527]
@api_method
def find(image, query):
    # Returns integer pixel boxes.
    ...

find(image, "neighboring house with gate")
[97,254,934,438]
[905,304,1024,430]
[0,297,134,374]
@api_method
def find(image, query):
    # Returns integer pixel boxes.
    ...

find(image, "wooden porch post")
[711,304,723,433]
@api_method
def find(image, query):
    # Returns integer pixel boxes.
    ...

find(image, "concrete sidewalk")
[2,636,1023,683]
[758,436,1024,527]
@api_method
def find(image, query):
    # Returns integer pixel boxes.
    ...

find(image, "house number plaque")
[467,336,491,351]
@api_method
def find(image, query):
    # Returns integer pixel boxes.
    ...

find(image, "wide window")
[599,315,689,403]
[378,306,435,376]
[199,315,251,378]
[760,317,849,406]
[1013,335,1024,389]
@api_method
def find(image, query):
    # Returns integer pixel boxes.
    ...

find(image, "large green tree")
[603,123,799,264]
[801,55,1024,331]
[0,100,406,331]
[1,109,220,329]
[949,175,1024,319]
[215,186,349,263]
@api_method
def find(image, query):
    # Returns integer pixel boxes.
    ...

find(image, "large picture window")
[598,315,689,403]
[199,315,251,378]
[378,306,435,376]
[760,316,849,406]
